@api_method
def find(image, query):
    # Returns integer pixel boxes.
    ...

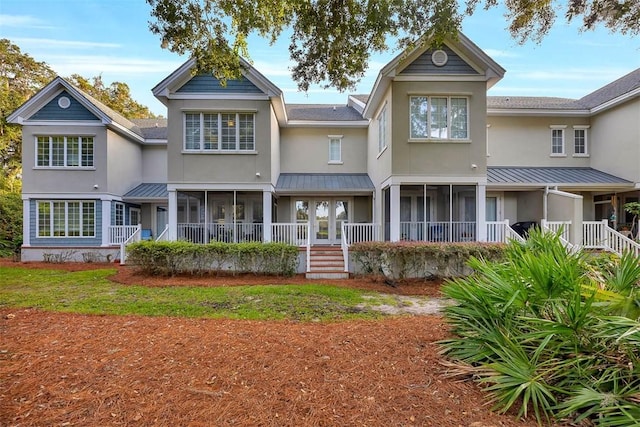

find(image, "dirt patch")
[0,260,542,426]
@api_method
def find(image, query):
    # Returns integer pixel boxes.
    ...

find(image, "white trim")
[180,107,258,112]
[18,120,104,126]
[572,125,589,156]
[382,175,488,187]
[35,200,97,238]
[394,75,489,82]
[167,183,274,192]
[328,136,342,163]
[183,112,256,152]
[23,199,30,247]
[168,93,270,101]
[488,109,590,117]
[590,87,640,114]
[285,120,369,128]
[550,126,566,156]
[409,95,469,140]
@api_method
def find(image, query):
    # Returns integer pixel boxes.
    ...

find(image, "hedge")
[350,241,506,279]
[126,241,299,276]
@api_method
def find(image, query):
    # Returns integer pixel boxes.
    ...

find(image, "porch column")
[262,190,272,242]
[168,189,177,241]
[477,184,487,241]
[22,199,30,247]
[101,199,111,246]
[390,184,401,242]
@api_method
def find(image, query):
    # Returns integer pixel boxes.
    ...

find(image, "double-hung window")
[409,96,468,140]
[328,135,342,163]
[550,125,566,156]
[573,125,590,156]
[36,136,94,167]
[378,106,387,152]
[37,200,96,238]
[184,112,255,152]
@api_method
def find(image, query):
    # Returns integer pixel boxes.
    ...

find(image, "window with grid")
[37,200,96,237]
[329,136,342,163]
[184,112,255,152]
[36,136,94,167]
[114,203,124,226]
[574,128,588,155]
[378,107,387,152]
[409,96,468,140]
[551,127,565,155]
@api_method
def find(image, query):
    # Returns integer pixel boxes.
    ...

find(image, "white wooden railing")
[486,220,525,243]
[156,225,169,241]
[120,225,141,265]
[341,223,382,272]
[271,223,309,246]
[399,221,476,242]
[177,223,264,243]
[109,225,140,244]
[541,219,577,252]
[583,220,640,257]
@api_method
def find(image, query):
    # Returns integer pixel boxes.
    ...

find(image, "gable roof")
[576,68,640,111]
[363,32,506,118]
[7,76,145,142]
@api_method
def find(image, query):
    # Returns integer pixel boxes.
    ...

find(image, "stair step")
[306,271,350,280]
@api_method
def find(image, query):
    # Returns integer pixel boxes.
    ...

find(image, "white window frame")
[114,202,125,226]
[183,112,255,152]
[550,125,567,156]
[377,106,387,153]
[409,96,469,141]
[129,207,141,226]
[36,200,96,238]
[35,135,94,168]
[573,125,590,157]
[328,135,343,164]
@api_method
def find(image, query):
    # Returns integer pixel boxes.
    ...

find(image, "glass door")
[315,201,330,244]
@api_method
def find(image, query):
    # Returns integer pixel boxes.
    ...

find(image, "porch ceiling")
[123,183,168,202]
[487,167,633,190]
[275,173,374,194]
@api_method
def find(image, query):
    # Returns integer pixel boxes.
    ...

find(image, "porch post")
[168,189,177,241]
[262,190,272,242]
[390,184,401,242]
[22,199,30,247]
[101,199,111,246]
[477,184,487,241]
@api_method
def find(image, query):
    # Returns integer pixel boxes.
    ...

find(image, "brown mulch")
[1,261,541,426]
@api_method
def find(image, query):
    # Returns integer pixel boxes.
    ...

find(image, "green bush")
[0,191,23,258]
[126,241,299,276]
[440,228,640,425]
[350,241,505,279]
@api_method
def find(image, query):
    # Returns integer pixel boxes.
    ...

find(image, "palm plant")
[440,229,640,425]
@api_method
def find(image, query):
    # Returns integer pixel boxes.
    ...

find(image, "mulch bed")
[1,260,541,426]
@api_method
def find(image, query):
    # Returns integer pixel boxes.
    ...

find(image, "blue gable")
[30,91,100,121]
[177,75,265,94]
[400,46,479,75]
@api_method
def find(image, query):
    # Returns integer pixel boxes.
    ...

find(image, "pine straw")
[0,260,541,426]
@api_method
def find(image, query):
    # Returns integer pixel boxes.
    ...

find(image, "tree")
[0,39,56,186]
[66,75,160,119]
[147,0,639,92]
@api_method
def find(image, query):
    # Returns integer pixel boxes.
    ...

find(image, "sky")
[1,0,639,117]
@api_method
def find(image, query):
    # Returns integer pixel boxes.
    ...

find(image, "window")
[328,135,342,163]
[378,106,387,152]
[409,96,468,140]
[37,200,95,237]
[550,125,566,155]
[184,112,255,152]
[36,136,94,167]
[114,202,124,226]
[573,126,590,156]
[130,208,140,226]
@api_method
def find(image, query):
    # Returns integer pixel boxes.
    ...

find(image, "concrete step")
[305,271,350,280]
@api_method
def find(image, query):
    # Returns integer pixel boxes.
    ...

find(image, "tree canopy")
[147,0,639,92]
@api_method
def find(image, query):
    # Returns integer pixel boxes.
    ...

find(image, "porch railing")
[271,223,309,247]
[177,223,264,243]
[109,225,140,245]
[542,220,571,242]
[486,220,525,243]
[341,223,382,272]
[399,221,476,242]
[583,220,640,257]
[156,225,169,241]
[120,225,141,265]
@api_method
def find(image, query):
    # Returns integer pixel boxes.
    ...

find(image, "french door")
[295,198,350,244]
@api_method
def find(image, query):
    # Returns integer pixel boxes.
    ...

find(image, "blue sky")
[2,0,639,116]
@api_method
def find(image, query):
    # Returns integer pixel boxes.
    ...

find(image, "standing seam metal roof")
[276,173,374,191]
[488,167,631,185]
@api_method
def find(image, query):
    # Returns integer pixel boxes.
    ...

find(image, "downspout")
[543,186,549,222]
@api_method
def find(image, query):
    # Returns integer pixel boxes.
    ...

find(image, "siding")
[30,91,99,121]
[400,47,478,75]
[29,199,103,246]
[177,75,264,94]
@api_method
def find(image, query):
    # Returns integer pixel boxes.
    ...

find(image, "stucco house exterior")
[8,33,640,275]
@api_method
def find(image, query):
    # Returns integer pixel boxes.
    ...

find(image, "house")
[8,33,640,274]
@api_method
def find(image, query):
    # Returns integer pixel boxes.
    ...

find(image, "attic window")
[431,50,448,67]
[58,96,71,109]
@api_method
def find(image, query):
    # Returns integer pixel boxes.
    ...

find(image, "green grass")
[0,266,414,321]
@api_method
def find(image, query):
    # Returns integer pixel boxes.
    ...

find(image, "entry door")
[315,201,330,244]
[297,199,350,244]
[155,206,168,237]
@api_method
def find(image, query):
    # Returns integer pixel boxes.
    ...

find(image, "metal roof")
[488,167,632,185]
[276,173,374,193]
[123,183,168,200]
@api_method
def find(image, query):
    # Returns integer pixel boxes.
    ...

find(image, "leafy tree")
[0,39,56,186]
[147,0,639,92]
[66,74,160,119]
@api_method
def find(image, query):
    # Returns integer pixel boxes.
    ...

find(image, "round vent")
[431,49,448,67]
[58,96,71,109]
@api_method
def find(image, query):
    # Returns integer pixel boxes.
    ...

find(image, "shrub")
[350,241,505,279]
[440,228,640,425]
[126,241,299,276]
